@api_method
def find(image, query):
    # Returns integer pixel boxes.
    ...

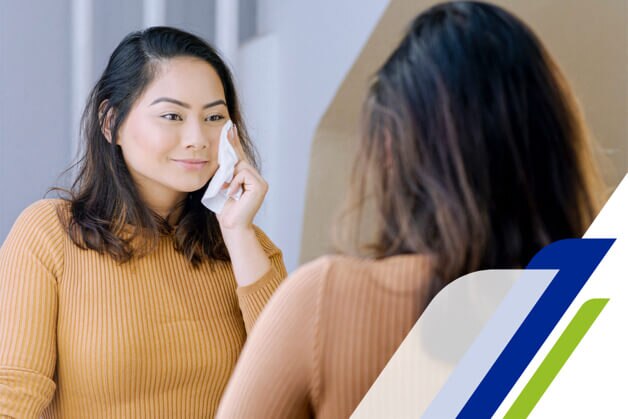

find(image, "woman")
[216,2,604,418]
[0,27,286,417]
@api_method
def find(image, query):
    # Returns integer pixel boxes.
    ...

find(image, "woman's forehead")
[141,57,226,105]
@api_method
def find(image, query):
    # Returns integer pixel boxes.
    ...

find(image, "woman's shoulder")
[262,256,337,308]
[22,197,68,218]
[257,253,432,342]
[281,254,369,290]
[288,253,432,294]
[297,252,429,275]
[11,199,69,239]
[1,199,69,277]
[21,198,69,214]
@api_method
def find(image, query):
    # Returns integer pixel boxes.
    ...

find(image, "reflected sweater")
[217,253,431,419]
[0,199,287,418]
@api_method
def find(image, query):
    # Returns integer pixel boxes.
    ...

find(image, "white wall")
[239,0,389,271]
[0,2,72,241]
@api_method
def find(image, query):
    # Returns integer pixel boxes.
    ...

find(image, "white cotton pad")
[201,120,243,214]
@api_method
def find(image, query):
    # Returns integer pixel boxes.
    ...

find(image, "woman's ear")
[98,100,115,143]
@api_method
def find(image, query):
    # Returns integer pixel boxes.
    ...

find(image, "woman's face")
[116,56,229,215]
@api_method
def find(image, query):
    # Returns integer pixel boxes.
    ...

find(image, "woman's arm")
[233,227,287,333]
[216,258,329,419]
[217,124,273,287]
[214,124,288,331]
[221,225,271,287]
[0,201,62,418]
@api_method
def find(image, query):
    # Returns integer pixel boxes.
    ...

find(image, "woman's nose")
[183,121,209,149]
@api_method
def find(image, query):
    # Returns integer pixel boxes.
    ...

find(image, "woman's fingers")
[228,124,248,163]
[234,160,263,182]
[228,166,268,197]
[216,148,268,230]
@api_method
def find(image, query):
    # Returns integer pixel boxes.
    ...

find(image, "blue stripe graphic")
[457,238,614,418]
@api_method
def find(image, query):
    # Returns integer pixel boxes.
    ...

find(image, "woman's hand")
[216,125,268,232]
[216,124,271,287]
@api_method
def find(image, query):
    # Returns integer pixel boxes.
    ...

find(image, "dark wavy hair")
[53,26,258,266]
[337,1,604,295]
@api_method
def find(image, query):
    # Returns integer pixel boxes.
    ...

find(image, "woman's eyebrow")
[149,97,227,109]
[203,99,227,109]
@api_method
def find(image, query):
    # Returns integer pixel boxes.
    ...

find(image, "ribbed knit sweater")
[0,199,286,418]
[216,253,431,418]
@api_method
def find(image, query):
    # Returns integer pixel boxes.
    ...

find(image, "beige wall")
[300,0,628,264]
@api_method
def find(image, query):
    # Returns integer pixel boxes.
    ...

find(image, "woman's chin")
[173,179,212,193]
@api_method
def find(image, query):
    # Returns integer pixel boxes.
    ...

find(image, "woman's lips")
[171,158,209,170]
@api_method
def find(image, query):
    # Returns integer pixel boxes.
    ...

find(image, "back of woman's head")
[343,1,604,290]
[59,26,256,265]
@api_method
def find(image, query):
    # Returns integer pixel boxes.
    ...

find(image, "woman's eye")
[162,113,183,121]
[206,114,225,122]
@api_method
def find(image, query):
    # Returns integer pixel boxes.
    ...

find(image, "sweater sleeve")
[235,226,288,334]
[217,257,330,419]
[0,200,64,418]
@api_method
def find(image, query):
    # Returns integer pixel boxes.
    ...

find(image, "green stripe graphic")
[504,298,609,418]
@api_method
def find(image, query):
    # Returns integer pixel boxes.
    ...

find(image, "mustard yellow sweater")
[0,199,286,418]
